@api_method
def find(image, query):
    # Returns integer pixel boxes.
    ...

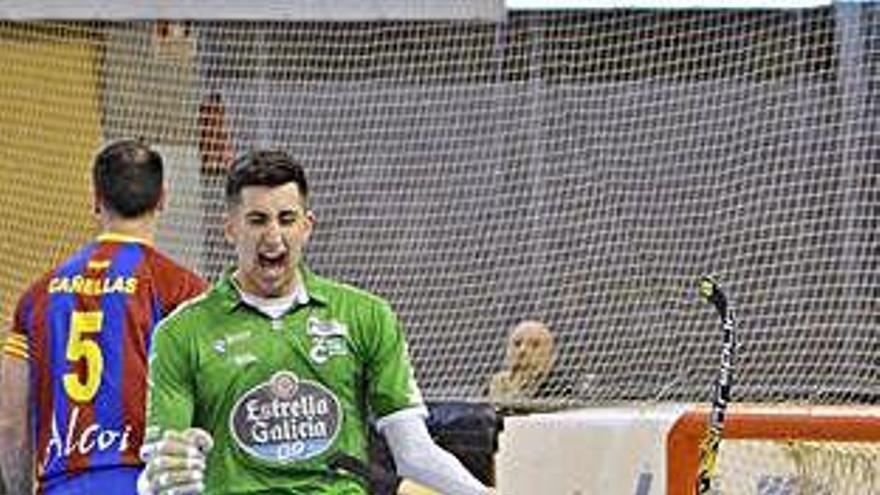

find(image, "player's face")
[225,183,314,298]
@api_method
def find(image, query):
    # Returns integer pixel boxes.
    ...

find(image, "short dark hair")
[92,139,164,218]
[225,149,309,208]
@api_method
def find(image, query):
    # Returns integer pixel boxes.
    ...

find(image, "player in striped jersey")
[0,139,208,495]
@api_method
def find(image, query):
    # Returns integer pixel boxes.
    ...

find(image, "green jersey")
[146,268,424,494]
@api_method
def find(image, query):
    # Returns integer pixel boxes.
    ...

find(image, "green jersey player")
[138,149,491,495]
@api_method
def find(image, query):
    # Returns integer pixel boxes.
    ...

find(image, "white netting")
[718,440,879,495]
[495,404,880,495]
[0,6,877,409]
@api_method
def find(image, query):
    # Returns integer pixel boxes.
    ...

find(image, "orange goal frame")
[666,403,880,495]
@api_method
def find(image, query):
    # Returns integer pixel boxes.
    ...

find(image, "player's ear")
[92,193,103,218]
[223,210,237,244]
[302,210,316,240]
[155,184,168,213]
[223,198,241,244]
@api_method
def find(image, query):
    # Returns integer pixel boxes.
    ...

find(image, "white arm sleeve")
[378,412,489,495]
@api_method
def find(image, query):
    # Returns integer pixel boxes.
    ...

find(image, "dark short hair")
[225,149,309,208]
[92,139,164,218]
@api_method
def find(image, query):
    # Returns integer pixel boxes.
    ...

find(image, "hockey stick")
[696,275,737,495]
[327,450,401,494]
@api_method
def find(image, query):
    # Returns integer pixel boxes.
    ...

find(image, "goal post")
[667,404,880,495]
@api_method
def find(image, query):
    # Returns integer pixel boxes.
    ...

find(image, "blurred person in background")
[488,319,574,403]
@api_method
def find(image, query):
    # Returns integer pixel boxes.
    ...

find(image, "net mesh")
[718,439,879,495]
[0,7,877,410]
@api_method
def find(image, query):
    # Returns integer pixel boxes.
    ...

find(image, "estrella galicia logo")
[229,371,341,463]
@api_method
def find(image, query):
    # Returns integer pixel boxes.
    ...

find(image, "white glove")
[137,428,214,495]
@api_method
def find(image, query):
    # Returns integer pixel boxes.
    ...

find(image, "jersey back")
[3,235,207,493]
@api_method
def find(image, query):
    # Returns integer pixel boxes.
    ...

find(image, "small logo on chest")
[307,317,349,364]
[213,330,257,366]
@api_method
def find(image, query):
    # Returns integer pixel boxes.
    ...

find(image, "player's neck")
[232,268,304,300]
[101,215,156,244]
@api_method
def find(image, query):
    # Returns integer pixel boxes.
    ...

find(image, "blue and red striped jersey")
[2,232,208,492]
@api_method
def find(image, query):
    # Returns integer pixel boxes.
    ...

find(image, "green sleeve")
[365,302,424,418]
[146,317,196,436]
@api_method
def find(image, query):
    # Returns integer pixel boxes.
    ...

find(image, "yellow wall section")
[0,29,101,330]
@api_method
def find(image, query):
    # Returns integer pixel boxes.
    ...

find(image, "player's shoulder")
[153,288,220,333]
[20,242,95,297]
[305,270,391,310]
[21,269,56,298]
[141,246,203,279]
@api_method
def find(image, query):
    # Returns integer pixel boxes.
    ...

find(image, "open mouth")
[258,252,288,270]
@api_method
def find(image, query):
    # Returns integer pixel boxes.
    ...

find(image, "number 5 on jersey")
[63,310,104,402]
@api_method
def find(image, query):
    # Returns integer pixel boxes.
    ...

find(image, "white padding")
[497,404,689,495]
[382,414,488,495]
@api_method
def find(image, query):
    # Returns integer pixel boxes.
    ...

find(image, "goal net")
[666,404,880,495]
[719,440,878,495]
[499,403,880,495]
[0,2,877,490]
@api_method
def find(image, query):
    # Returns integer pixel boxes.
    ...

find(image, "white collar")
[237,283,309,320]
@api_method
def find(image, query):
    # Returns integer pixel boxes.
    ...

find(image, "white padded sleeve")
[378,413,488,495]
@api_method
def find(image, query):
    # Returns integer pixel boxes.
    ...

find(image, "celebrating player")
[0,139,208,494]
[139,149,492,495]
